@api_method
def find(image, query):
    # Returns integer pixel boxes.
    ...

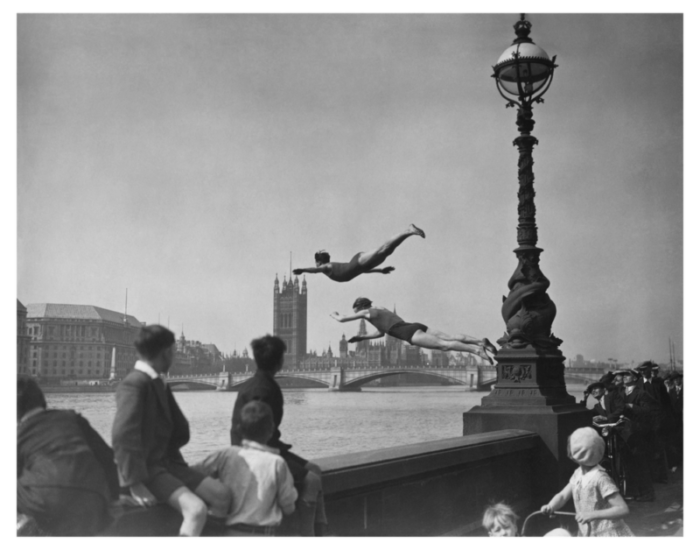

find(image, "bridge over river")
[166,363,498,391]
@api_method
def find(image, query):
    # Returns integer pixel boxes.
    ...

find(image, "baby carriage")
[521,511,588,537]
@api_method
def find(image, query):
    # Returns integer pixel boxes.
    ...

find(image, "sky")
[15,9,685,365]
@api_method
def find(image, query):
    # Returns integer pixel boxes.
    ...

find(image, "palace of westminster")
[16,275,478,382]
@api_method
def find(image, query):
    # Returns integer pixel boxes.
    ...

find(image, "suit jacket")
[112,369,190,487]
[18,409,117,498]
[619,385,655,450]
[597,388,625,422]
[230,369,292,454]
[640,377,672,431]
[669,386,683,424]
[17,409,118,535]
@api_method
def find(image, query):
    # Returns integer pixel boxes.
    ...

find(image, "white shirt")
[195,440,298,527]
[134,359,160,380]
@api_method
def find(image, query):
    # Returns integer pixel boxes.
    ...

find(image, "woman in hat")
[540,427,633,536]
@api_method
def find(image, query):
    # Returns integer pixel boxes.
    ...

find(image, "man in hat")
[637,361,672,483]
[612,370,626,388]
[618,368,656,501]
[588,381,624,425]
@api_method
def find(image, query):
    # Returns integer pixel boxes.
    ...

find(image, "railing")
[103,429,545,537]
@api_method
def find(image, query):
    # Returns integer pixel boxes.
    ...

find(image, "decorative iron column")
[464,15,590,494]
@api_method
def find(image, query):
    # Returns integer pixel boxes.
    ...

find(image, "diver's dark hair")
[352,297,372,310]
[315,250,330,264]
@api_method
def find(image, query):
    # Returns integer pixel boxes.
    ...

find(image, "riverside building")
[25,303,143,381]
[17,300,31,375]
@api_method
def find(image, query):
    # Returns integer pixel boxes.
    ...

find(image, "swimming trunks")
[327,253,363,282]
[387,322,428,344]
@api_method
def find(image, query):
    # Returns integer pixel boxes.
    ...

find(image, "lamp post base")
[463,346,592,493]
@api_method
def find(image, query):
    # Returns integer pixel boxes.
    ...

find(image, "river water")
[46,385,588,464]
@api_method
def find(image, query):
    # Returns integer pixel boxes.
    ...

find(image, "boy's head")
[251,335,286,374]
[239,400,275,444]
[567,427,605,467]
[134,325,176,372]
[482,502,518,537]
[18,375,47,421]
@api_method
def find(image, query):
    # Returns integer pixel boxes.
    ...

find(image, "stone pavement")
[623,466,683,537]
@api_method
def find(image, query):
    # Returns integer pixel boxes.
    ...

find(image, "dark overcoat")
[18,409,118,535]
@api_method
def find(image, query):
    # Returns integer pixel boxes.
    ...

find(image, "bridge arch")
[342,369,467,389]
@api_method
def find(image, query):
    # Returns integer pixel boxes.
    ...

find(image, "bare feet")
[409,224,426,238]
[480,350,494,365]
[483,338,497,355]
[381,266,395,274]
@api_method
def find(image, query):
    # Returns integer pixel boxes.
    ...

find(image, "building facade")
[17,300,31,375]
[25,303,143,381]
[273,274,307,368]
[170,329,225,374]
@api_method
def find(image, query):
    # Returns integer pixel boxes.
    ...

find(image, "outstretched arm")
[330,309,370,323]
[367,266,395,275]
[540,483,573,515]
[349,331,385,343]
[293,264,331,276]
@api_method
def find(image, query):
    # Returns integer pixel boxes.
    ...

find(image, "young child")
[482,502,519,536]
[196,400,298,536]
[230,335,326,536]
[540,427,634,537]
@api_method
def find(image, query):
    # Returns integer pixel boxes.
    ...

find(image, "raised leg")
[411,330,492,363]
[298,467,323,536]
[193,477,231,518]
[425,329,497,359]
[357,224,425,268]
[167,487,208,536]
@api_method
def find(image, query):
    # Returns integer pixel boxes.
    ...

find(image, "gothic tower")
[273,274,308,368]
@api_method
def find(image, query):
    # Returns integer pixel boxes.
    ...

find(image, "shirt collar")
[242,439,280,455]
[134,359,160,380]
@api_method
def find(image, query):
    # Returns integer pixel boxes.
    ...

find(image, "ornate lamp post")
[464,15,590,492]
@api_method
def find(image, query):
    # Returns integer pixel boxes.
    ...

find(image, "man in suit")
[231,334,327,536]
[589,380,624,425]
[667,372,683,471]
[619,368,656,501]
[637,361,672,483]
[112,325,230,536]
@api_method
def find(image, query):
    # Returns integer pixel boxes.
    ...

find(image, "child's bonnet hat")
[569,427,604,467]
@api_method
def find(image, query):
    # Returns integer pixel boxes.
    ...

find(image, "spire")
[123,288,128,325]
[274,273,280,293]
[301,276,307,294]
